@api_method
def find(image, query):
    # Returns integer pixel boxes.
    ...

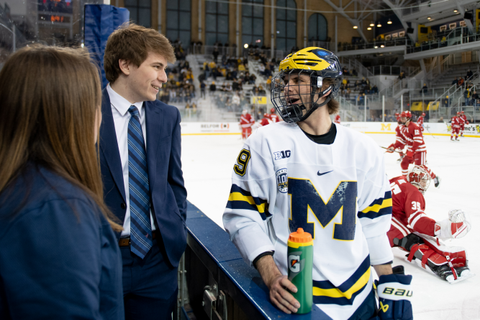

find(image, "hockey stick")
[425,125,437,139]
[380,146,402,153]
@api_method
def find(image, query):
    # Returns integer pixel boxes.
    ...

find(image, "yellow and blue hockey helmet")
[271,47,343,123]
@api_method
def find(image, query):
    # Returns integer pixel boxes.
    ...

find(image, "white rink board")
[180,121,480,137]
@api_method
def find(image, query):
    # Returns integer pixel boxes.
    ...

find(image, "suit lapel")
[100,89,126,201]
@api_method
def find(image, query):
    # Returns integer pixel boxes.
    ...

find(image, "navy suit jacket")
[99,88,187,268]
[0,165,123,319]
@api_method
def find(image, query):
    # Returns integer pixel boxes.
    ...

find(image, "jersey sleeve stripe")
[226,185,271,220]
[358,191,392,219]
[312,256,371,305]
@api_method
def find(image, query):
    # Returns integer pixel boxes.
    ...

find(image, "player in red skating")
[333,113,341,124]
[388,165,472,283]
[258,113,272,126]
[459,111,469,137]
[266,107,280,123]
[387,114,406,163]
[416,112,425,132]
[450,112,461,141]
[396,111,441,187]
[240,109,255,140]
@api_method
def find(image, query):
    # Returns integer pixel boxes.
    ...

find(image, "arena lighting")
[427,16,432,20]
[353,25,358,29]
[374,45,378,48]
[370,23,375,27]
[387,19,392,24]
[454,9,458,13]
[244,43,249,48]
[377,23,382,27]
[367,27,372,30]
[380,44,385,48]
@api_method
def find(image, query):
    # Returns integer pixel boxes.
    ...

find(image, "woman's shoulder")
[0,165,96,218]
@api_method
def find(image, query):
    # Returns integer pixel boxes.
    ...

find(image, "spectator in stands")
[458,77,464,87]
[398,71,406,80]
[266,76,272,90]
[238,62,246,72]
[420,83,428,94]
[472,90,479,109]
[200,80,206,99]
[203,61,210,79]
[464,87,471,106]
[466,69,473,80]
[209,81,216,96]
[232,93,240,112]
[213,46,219,63]
[232,78,240,91]
[351,68,358,76]
[371,84,378,95]
[451,77,458,86]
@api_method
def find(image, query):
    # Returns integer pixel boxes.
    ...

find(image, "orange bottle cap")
[288,228,312,243]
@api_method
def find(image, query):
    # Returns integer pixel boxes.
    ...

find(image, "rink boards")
[180,121,480,137]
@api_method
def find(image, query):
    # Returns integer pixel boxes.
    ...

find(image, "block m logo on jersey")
[288,179,357,241]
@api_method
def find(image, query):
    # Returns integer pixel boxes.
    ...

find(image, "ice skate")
[434,176,441,188]
[446,266,475,284]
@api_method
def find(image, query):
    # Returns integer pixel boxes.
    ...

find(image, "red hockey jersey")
[451,116,461,129]
[390,176,436,238]
[402,121,426,153]
[416,116,424,131]
[334,114,341,124]
[240,113,255,128]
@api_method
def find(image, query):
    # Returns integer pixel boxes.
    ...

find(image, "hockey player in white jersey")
[223,47,413,319]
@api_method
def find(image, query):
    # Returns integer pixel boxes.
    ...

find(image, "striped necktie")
[128,105,152,259]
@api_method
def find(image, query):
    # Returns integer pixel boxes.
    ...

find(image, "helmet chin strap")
[297,85,333,122]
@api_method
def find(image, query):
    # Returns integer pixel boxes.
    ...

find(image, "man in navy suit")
[99,23,187,319]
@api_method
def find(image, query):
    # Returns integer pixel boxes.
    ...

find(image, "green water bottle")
[287,228,313,314]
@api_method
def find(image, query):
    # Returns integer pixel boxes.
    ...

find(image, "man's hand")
[256,255,300,314]
[386,144,395,153]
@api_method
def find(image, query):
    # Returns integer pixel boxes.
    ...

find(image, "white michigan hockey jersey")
[223,122,393,319]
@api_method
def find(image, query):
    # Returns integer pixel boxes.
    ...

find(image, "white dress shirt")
[106,84,156,237]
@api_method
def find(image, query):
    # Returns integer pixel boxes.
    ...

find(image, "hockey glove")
[386,144,395,153]
[435,209,471,241]
[375,266,413,320]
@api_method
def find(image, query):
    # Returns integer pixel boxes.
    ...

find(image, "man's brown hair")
[104,23,176,84]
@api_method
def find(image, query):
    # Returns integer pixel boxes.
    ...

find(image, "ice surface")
[181,130,480,319]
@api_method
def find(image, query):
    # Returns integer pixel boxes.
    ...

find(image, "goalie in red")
[388,165,472,283]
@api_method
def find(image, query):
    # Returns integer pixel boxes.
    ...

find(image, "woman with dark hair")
[0,45,123,319]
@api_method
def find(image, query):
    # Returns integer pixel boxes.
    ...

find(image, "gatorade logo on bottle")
[288,255,301,273]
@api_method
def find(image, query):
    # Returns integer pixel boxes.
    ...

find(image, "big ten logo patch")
[276,168,288,193]
[273,150,291,160]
